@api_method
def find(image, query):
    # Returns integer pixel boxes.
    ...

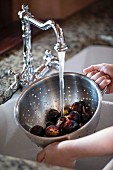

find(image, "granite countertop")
[0,154,71,170]
[0,0,113,169]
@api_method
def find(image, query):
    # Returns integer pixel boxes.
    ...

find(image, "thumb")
[36,150,46,162]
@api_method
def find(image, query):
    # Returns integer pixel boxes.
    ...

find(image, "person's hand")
[36,127,113,169]
[36,141,76,169]
[83,63,113,94]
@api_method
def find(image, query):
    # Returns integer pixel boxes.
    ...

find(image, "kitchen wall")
[12,0,96,21]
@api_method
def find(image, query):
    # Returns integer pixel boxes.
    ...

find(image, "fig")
[61,120,79,135]
[46,121,54,127]
[45,109,61,124]
[67,111,81,123]
[71,101,83,113]
[45,125,60,137]
[81,113,91,124]
[57,116,79,135]
[30,125,44,136]
[57,116,69,128]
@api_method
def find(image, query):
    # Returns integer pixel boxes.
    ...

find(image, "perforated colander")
[14,72,102,147]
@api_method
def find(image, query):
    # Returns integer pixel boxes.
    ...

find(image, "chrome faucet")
[6,4,68,99]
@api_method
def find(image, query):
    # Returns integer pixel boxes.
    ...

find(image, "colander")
[14,72,102,148]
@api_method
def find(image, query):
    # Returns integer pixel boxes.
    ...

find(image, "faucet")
[6,4,68,100]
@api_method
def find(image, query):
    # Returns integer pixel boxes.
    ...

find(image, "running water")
[58,51,65,116]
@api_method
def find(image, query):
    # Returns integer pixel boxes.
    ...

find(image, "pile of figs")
[30,101,92,137]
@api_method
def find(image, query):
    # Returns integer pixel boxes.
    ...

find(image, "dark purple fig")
[46,121,54,127]
[67,111,81,122]
[61,120,79,135]
[30,125,44,136]
[56,116,67,126]
[71,101,83,113]
[57,116,71,130]
[45,109,61,124]
[81,113,91,124]
[45,125,60,137]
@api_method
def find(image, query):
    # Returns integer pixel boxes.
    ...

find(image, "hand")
[83,63,113,94]
[36,141,76,169]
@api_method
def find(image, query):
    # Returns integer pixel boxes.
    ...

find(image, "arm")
[36,126,113,169]
[83,63,113,94]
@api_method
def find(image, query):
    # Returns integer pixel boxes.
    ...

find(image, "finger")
[90,72,105,81]
[95,75,110,85]
[86,70,98,78]
[99,79,111,90]
[83,64,103,74]
[36,150,46,162]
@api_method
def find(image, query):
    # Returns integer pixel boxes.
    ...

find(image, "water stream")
[57,51,65,116]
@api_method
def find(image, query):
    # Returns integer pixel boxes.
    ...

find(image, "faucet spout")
[18,4,68,52]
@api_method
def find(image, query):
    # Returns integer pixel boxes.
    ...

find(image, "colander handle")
[101,86,107,95]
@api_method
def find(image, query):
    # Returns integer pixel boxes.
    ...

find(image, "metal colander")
[14,72,102,147]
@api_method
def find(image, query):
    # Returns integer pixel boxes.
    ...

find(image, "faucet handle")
[43,50,53,61]
[18,4,33,20]
[43,50,59,70]
[43,50,58,62]
[22,4,29,11]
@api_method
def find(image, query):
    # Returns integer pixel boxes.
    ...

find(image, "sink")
[0,45,113,169]
[65,45,113,102]
[0,92,40,161]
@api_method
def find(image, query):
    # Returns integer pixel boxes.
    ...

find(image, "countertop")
[0,154,71,170]
[0,0,113,169]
